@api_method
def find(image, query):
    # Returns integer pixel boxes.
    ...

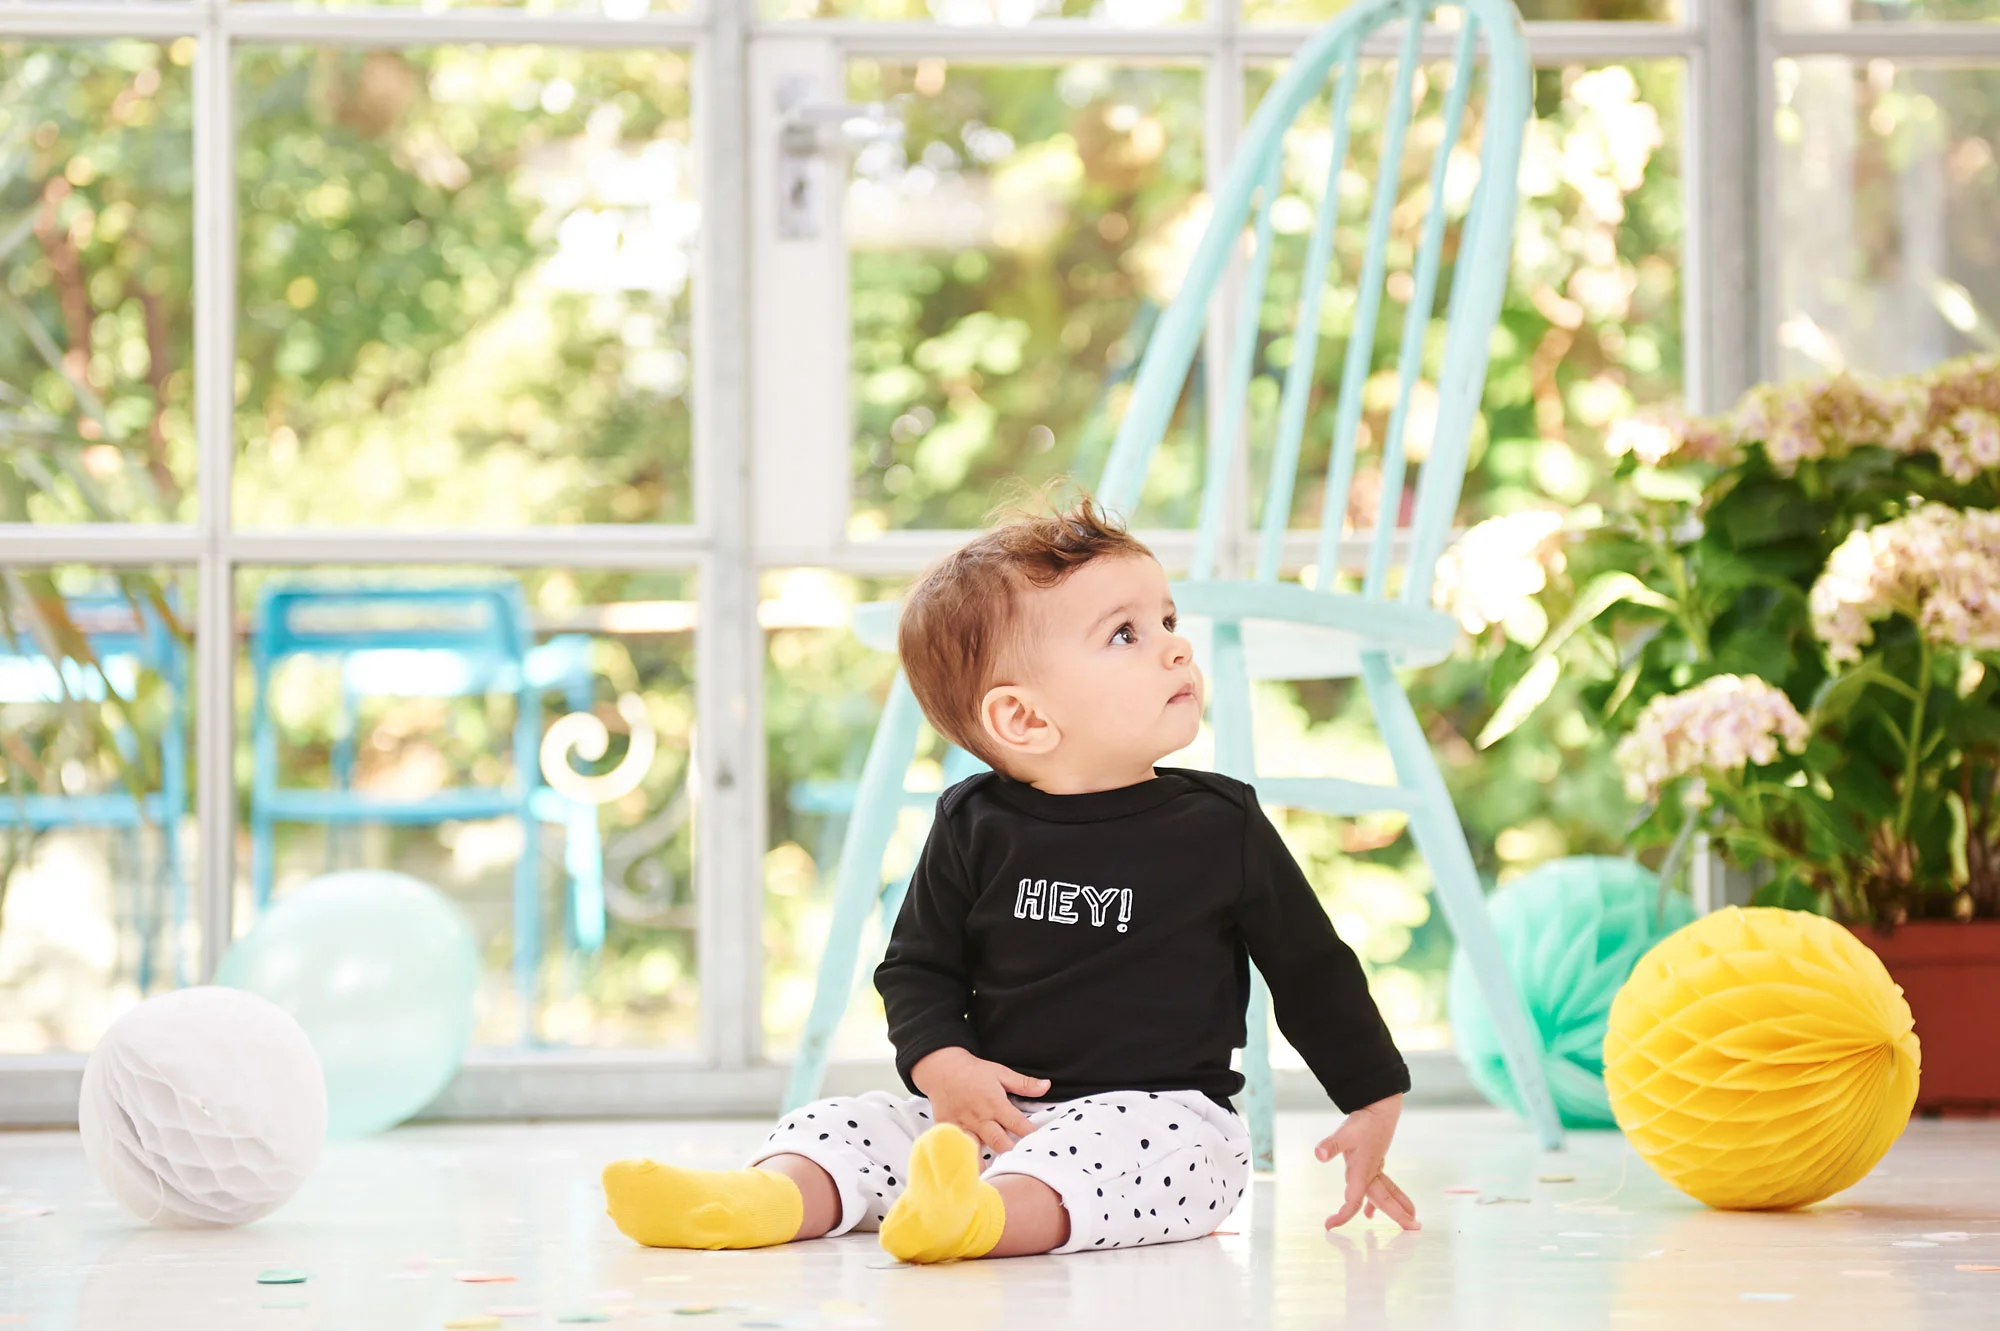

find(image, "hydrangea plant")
[1442,354,2000,927]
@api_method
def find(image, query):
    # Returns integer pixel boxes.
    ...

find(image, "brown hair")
[898,495,1153,769]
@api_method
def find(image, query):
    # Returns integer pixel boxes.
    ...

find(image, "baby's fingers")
[1367,1177,1420,1231]
[972,1120,1014,1157]
[996,1101,1038,1140]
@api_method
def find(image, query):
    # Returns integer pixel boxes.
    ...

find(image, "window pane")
[1246,0,1680,24]
[1242,59,1683,530]
[0,567,196,1054]
[762,570,907,1061]
[0,42,195,524]
[1774,59,2000,377]
[1244,59,1683,1055]
[770,0,1196,22]
[235,48,697,529]
[1777,0,2000,24]
[847,61,1206,534]
[1487,60,1685,513]
[234,567,697,1051]
[243,0,690,13]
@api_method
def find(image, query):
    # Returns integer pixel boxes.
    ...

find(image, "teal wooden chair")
[784,0,1562,1164]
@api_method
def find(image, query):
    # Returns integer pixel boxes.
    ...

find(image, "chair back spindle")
[1098,0,1529,614]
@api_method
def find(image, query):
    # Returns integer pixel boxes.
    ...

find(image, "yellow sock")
[878,1126,1007,1264]
[601,1160,804,1250]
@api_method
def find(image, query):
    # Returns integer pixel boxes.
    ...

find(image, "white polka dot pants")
[749,1088,1250,1254]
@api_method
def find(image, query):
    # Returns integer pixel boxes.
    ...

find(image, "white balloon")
[78,986,327,1228]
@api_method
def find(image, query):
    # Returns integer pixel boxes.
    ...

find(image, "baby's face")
[1017,554,1203,778]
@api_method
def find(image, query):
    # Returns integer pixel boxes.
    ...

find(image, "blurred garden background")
[2,3,1995,1089]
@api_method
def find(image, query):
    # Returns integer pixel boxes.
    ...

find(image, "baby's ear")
[979,684,1061,760]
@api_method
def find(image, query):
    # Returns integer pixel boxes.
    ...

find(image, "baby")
[603,498,1417,1262]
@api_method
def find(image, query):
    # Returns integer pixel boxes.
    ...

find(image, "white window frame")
[3,0,1996,1121]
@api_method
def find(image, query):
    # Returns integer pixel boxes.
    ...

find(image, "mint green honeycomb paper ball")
[1449,856,1695,1129]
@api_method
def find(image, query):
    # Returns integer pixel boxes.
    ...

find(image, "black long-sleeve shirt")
[873,768,1410,1114]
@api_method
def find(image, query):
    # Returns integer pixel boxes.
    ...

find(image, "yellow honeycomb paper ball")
[1604,906,1920,1211]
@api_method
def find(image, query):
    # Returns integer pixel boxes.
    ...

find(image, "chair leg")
[515,807,542,1045]
[783,672,927,1114]
[123,826,154,995]
[1360,654,1563,1151]
[252,814,276,912]
[1209,621,1277,1173]
[162,813,188,989]
[568,804,605,953]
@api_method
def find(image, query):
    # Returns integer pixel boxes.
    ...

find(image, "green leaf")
[1632,467,1704,506]
[1477,656,1561,750]
[1475,572,1674,748]
[1604,659,1644,718]
[1752,871,1826,914]
[1809,656,1912,727]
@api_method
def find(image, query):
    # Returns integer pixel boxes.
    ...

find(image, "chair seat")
[1169,579,1458,680]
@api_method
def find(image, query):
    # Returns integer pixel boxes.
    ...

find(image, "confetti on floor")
[674,1306,719,1316]
[1538,1175,1576,1184]
[0,1205,53,1218]
[1739,1293,1793,1303]
[444,1318,502,1329]
[1476,1197,1530,1206]
[454,1272,518,1284]
[1443,1186,1481,1196]
[1924,1232,1972,1242]
[256,1270,310,1285]
[1956,1264,2000,1273]
[1893,1241,1938,1249]
[555,1315,611,1325]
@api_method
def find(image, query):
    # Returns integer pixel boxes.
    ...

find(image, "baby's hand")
[909,1047,1049,1156]
[1315,1093,1420,1231]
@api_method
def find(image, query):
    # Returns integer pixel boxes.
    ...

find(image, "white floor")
[3,1109,1998,1330]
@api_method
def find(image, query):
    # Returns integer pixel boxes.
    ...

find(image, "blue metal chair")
[249,582,607,1030]
[0,592,189,991]
[785,0,1560,1164]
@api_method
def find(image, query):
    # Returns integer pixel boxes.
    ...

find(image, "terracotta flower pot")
[1852,920,2000,1115]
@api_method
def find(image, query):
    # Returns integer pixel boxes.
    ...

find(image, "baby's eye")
[1110,622,1137,646]
[1163,614,1178,632]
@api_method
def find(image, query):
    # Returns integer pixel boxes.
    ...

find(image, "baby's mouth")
[1168,683,1197,706]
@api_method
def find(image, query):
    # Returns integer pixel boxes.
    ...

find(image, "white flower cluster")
[1809,503,2000,665]
[1432,510,1565,636]
[1935,406,2000,483]
[1730,374,1929,474]
[1615,674,1810,805]
[1602,355,2000,480]
[1604,409,1734,468]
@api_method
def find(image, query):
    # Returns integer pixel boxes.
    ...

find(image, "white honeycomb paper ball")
[78,986,327,1227]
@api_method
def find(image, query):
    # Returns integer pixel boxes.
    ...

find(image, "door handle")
[776,75,905,239]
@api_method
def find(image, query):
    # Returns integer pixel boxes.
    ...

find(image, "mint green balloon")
[218,871,479,1138]
[1449,857,1695,1129]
